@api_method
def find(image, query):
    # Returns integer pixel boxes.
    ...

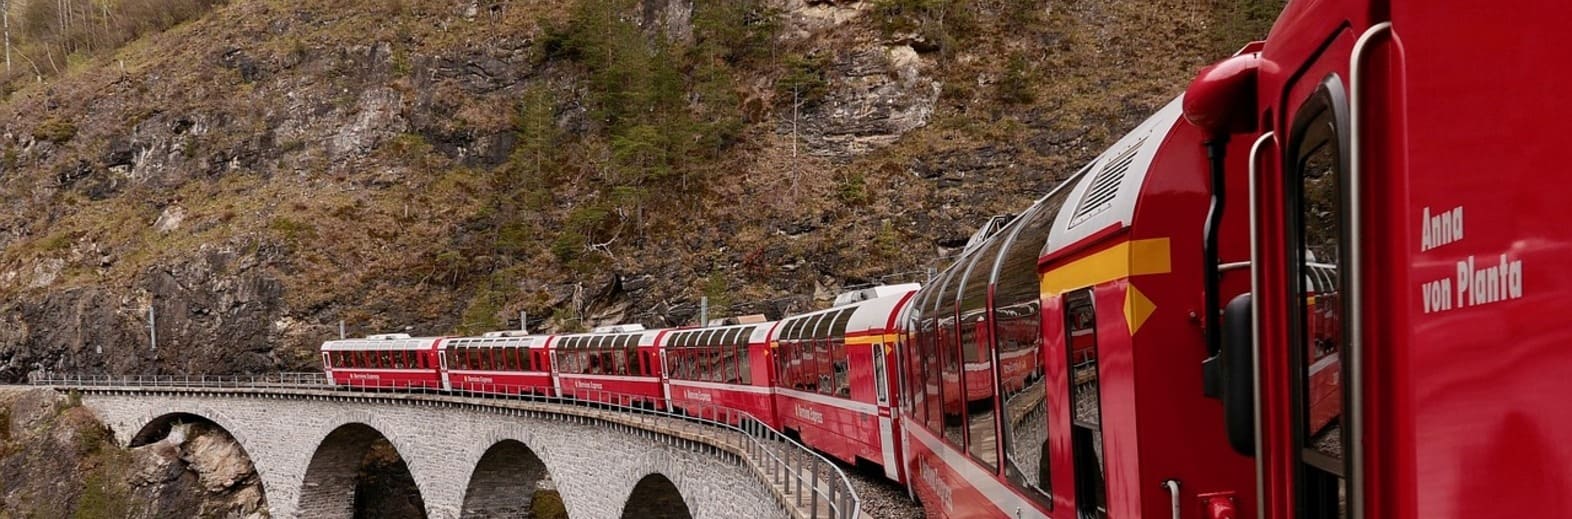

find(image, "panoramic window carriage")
[1283,77,1356,519]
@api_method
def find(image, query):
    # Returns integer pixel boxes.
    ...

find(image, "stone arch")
[460,439,560,518]
[298,422,427,519]
[125,411,270,515]
[619,473,694,519]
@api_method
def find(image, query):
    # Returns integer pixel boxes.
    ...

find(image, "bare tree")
[3,0,11,73]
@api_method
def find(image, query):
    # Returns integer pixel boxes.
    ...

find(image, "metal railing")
[27,372,860,519]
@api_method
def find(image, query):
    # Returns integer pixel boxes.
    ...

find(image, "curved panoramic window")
[993,176,1077,505]
[957,239,1002,471]
[937,265,966,448]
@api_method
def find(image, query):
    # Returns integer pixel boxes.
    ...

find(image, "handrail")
[26,372,861,519]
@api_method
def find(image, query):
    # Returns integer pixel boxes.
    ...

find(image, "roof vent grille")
[1069,138,1145,229]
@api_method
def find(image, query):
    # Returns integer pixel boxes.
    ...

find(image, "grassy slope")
[0,0,1281,371]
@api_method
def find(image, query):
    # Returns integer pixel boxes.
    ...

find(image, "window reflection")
[1298,135,1345,468]
[1065,289,1106,519]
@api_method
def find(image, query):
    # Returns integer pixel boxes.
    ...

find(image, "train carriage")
[772,285,917,476]
[439,331,555,395]
[551,325,667,408]
[663,321,779,426]
[320,334,445,390]
[899,94,1259,518]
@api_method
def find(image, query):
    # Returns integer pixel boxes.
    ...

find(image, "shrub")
[33,117,77,143]
[531,489,568,519]
[996,54,1035,105]
[776,53,830,109]
[268,217,317,242]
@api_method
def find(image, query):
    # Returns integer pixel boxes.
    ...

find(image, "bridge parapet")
[27,373,861,519]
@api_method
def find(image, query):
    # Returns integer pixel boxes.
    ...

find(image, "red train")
[321,285,921,475]
[322,2,1572,517]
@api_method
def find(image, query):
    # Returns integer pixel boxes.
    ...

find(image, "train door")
[1283,75,1357,519]
[872,338,900,480]
[550,347,564,396]
[660,348,672,402]
[438,346,452,391]
[1258,30,1364,518]
[1063,288,1107,518]
[322,352,336,386]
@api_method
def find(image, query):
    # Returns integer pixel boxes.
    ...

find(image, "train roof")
[662,321,775,347]
[774,285,917,341]
[320,335,441,351]
[442,333,550,349]
[1041,96,1186,258]
[551,327,663,348]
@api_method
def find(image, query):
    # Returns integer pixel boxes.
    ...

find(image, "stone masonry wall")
[82,392,786,519]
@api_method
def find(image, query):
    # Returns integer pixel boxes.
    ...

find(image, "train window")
[1286,83,1351,519]
[823,338,836,394]
[938,271,966,448]
[798,340,815,391]
[830,309,854,337]
[798,340,813,391]
[695,348,709,381]
[740,343,752,384]
[993,182,1073,504]
[706,348,718,381]
[921,269,949,433]
[777,342,792,387]
[831,336,848,397]
[905,289,930,422]
[1065,288,1107,519]
[958,244,1001,472]
[686,349,700,380]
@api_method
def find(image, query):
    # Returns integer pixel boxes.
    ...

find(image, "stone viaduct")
[59,386,845,519]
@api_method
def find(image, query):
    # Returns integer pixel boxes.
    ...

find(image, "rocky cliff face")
[0,388,267,518]
[0,0,1281,380]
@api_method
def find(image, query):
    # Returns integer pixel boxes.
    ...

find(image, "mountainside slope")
[0,0,1279,379]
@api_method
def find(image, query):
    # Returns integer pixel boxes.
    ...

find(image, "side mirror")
[1220,293,1256,456]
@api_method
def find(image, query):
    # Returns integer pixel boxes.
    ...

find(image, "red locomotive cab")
[1186,2,1572,517]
